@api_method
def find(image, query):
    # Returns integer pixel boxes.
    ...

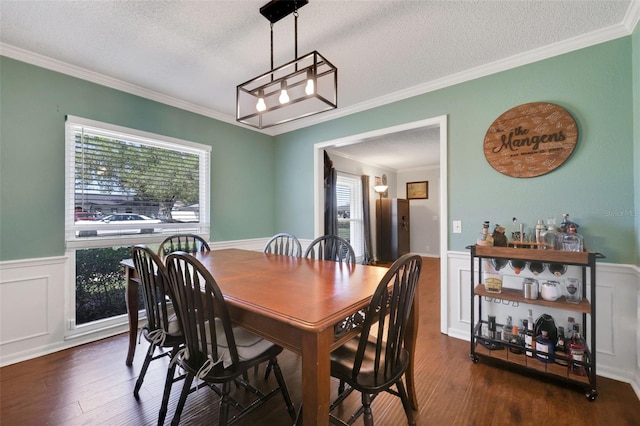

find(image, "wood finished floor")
[2,257,639,425]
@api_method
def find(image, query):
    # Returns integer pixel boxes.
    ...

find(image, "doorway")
[312,115,449,334]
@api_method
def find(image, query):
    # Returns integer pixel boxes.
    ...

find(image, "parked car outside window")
[75,214,162,237]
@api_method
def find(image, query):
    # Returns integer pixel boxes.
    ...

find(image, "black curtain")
[361,175,373,265]
[324,151,338,236]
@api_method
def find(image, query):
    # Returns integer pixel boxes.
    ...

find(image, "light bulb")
[256,96,266,112]
[279,87,289,104]
[305,78,314,95]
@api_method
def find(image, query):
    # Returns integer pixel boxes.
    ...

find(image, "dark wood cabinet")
[376,198,410,262]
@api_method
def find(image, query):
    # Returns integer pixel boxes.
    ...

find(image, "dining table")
[121,248,419,425]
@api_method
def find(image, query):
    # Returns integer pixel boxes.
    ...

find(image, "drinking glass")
[565,278,582,303]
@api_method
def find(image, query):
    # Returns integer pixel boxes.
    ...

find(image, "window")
[65,116,210,248]
[65,116,211,329]
[336,173,364,261]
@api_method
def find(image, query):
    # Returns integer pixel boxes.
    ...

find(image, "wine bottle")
[528,261,545,275]
[510,259,526,275]
[525,309,536,358]
[548,263,567,276]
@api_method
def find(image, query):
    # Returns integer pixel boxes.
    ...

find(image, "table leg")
[405,289,419,410]
[301,328,333,425]
[124,266,139,366]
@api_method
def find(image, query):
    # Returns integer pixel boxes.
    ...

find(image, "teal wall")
[1,34,638,265]
[0,57,276,261]
[634,24,640,266]
[274,36,637,265]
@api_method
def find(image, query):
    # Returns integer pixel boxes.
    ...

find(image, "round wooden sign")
[483,102,578,178]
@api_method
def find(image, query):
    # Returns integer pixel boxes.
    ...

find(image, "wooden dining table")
[121,248,418,425]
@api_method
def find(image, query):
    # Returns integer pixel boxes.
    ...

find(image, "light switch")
[453,220,462,233]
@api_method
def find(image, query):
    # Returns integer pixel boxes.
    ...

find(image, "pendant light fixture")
[236,0,338,130]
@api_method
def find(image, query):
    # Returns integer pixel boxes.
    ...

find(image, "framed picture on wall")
[406,181,428,200]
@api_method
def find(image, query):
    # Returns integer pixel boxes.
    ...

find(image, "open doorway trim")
[313,115,449,334]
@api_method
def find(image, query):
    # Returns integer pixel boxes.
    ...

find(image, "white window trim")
[64,116,211,336]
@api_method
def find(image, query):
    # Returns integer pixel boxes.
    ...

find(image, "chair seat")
[209,318,276,368]
[330,337,409,392]
[177,318,281,379]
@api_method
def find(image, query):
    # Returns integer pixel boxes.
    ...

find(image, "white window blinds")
[65,116,211,248]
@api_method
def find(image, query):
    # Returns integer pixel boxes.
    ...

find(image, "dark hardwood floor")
[2,257,639,425]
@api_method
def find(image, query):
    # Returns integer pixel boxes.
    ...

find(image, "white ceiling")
[1,0,638,169]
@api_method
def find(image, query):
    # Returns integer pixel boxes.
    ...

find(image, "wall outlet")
[453,220,462,233]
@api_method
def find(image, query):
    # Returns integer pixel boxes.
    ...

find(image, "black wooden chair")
[157,234,210,256]
[165,251,296,426]
[329,253,422,426]
[131,245,185,425]
[304,235,361,338]
[263,232,303,257]
[303,235,356,264]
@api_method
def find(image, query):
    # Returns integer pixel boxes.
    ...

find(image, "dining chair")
[304,235,361,339]
[157,233,210,256]
[329,253,422,426]
[131,245,185,425]
[303,234,356,264]
[263,232,303,257]
[261,232,303,379]
[165,251,296,426]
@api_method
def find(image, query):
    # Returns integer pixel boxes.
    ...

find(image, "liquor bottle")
[569,327,586,376]
[502,316,513,341]
[541,218,561,250]
[492,224,508,247]
[535,219,545,248]
[566,317,575,340]
[483,259,503,293]
[477,221,494,246]
[525,309,536,358]
[562,224,584,252]
[555,326,568,366]
[536,330,554,363]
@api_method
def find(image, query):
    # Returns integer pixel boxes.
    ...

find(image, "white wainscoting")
[446,250,640,400]
[0,239,279,367]
[0,256,67,366]
[2,244,638,402]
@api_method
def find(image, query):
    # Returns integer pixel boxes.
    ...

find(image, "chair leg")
[264,359,273,380]
[395,379,416,426]
[158,355,178,426]
[134,343,156,398]
[362,393,374,426]
[271,357,296,421]
[171,373,194,426]
[218,381,231,426]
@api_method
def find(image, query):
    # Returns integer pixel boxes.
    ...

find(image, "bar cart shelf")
[468,244,603,401]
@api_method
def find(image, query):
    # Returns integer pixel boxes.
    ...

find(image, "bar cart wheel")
[470,354,479,363]
[586,389,598,401]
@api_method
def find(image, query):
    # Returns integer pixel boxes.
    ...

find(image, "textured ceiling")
[1,0,637,169]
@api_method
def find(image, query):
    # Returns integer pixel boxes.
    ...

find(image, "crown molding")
[1,9,637,137]
[274,18,636,135]
[0,43,243,128]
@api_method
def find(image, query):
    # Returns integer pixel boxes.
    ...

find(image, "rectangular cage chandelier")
[236,0,338,130]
